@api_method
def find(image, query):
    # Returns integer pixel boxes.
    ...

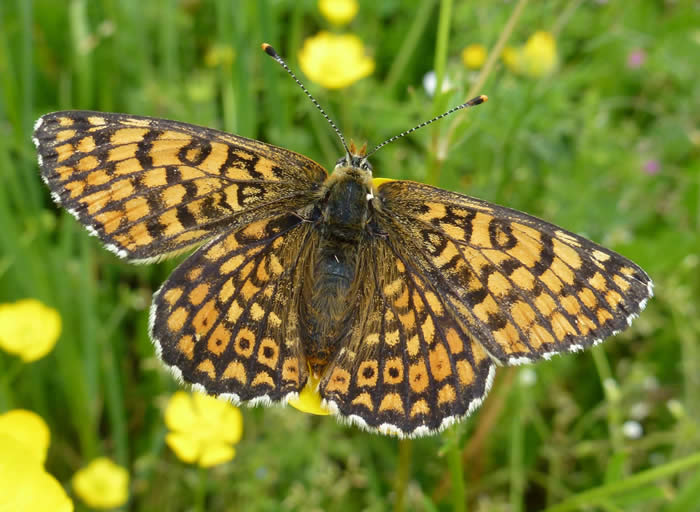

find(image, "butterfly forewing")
[33,111,326,261]
[376,181,652,366]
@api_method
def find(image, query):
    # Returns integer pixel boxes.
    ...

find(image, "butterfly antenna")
[364,95,488,159]
[261,43,351,156]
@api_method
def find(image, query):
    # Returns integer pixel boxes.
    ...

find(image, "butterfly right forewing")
[34,111,327,262]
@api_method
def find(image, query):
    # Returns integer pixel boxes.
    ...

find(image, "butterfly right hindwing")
[151,213,318,403]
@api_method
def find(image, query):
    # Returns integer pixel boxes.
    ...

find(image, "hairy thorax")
[300,165,375,375]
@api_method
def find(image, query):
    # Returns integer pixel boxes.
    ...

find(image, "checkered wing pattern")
[33,111,326,261]
[319,236,496,437]
[376,181,652,366]
[151,214,316,403]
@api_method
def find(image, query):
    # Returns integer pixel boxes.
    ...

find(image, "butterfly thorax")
[302,158,375,376]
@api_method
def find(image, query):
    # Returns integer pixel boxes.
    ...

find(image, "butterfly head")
[334,140,373,178]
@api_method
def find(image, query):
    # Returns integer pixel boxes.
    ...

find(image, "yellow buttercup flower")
[72,457,129,509]
[0,298,61,362]
[288,373,331,416]
[0,416,73,512]
[204,44,235,68]
[299,32,375,89]
[319,0,358,25]
[0,409,51,465]
[462,44,487,70]
[522,31,557,77]
[501,31,557,78]
[501,45,522,74]
[165,391,243,468]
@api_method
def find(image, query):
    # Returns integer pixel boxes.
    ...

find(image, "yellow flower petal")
[165,432,200,464]
[198,442,236,468]
[0,409,51,465]
[318,0,358,25]
[462,44,487,70]
[72,457,129,509]
[299,32,374,89]
[288,373,331,416]
[204,44,235,68]
[164,391,243,467]
[0,299,61,362]
[522,31,557,77]
[192,393,243,444]
[501,45,522,74]
[0,434,73,512]
[164,391,198,432]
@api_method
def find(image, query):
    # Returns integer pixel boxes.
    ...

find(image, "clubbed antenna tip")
[364,94,489,158]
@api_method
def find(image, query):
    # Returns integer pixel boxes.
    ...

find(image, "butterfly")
[33,44,652,438]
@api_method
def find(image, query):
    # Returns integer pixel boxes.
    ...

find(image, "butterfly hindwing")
[375,181,653,365]
[33,111,326,261]
[151,213,316,403]
[319,237,496,437]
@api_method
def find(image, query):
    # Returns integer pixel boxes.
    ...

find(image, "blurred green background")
[1,0,699,511]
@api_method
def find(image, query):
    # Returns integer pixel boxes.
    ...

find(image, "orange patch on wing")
[379,393,404,414]
[167,307,188,332]
[351,392,374,411]
[251,371,274,388]
[429,344,452,381]
[408,360,429,393]
[188,283,210,306]
[410,399,430,418]
[456,359,474,386]
[163,287,183,305]
[511,301,537,329]
[551,312,578,339]
[578,288,597,309]
[192,300,219,335]
[222,360,247,384]
[281,358,300,385]
[176,335,195,360]
[445,328,464,354]
[196,359,216,380]
[528,323,554,348]
[325,367,351,394]
[438,383,456,405]
[208,324,231,355]
[493,322,527,353]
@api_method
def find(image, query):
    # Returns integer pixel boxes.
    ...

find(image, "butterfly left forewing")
[376,181,652,365]
[34,111,326,261]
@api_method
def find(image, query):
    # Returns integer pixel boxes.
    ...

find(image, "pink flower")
[627,49,646,69]
[643,159,660,175]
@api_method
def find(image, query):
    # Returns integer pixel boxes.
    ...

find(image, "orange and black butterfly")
[33,44,652,438]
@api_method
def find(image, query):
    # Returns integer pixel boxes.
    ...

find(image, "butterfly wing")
[151,213,317,403]
[33,111,327,261]
[319,236,496,437]
[375,181,653,366]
